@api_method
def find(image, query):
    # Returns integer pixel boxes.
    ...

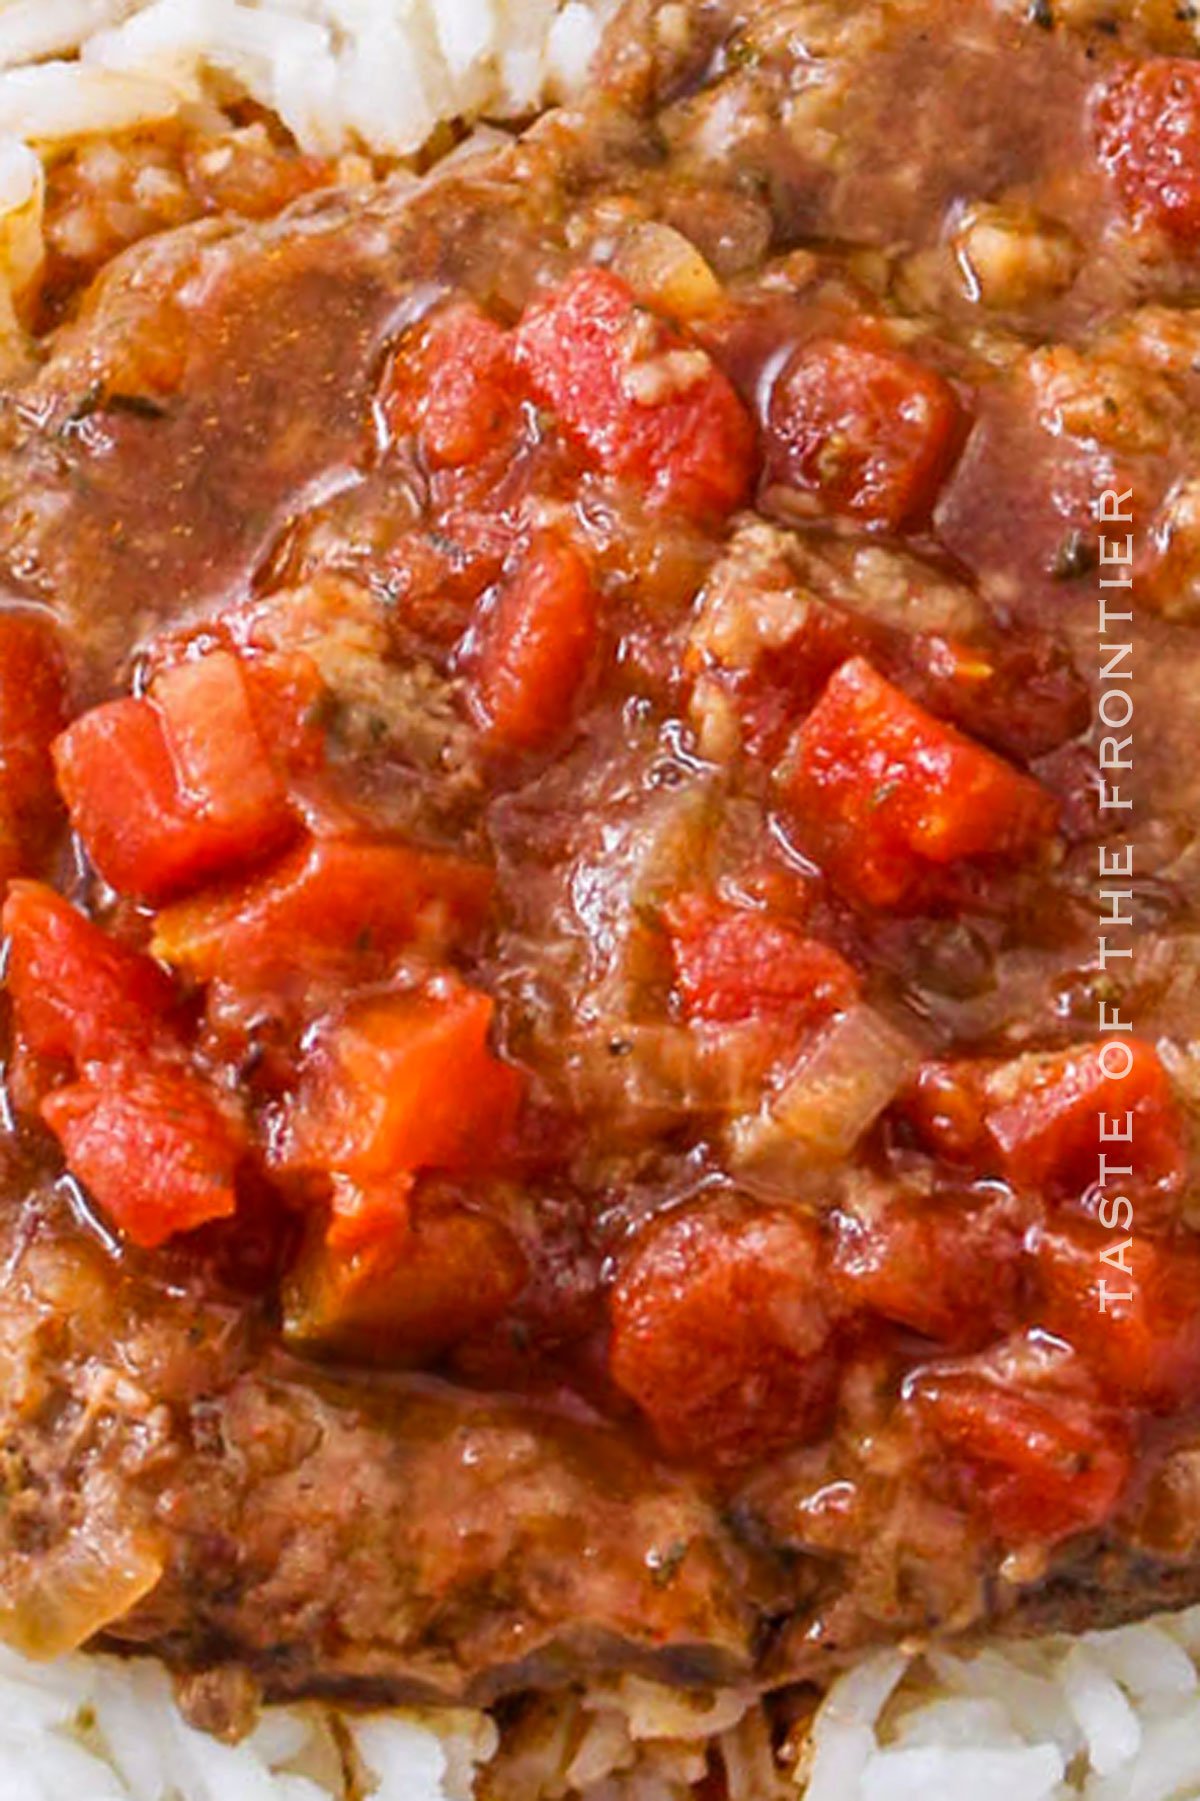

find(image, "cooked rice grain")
[15,1611,1200,1799]
[0,0,612,154]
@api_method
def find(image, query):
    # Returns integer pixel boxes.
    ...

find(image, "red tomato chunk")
[380,302,524,473]
[989,1039,1184,1194]
[1095,60,1200,244]
[42,1067,241,1250]
[910,1039,1185,1196]
[784,657,1057,908]
[1036,1223,1200,1414]
[909,1357,1132,1547]
[765,337,961,530]
[609,1195,837,1467]
[472,533,599,752]
[152,835,494,992]
[3,881,175,1069]
[664,893,859,1025]
[53,650,295,903]
[514,267,756,519]
[285,981,525,1185]
[832,1194,1024,1351]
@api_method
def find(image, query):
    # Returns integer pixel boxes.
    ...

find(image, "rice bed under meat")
[12,1612,1200,1800]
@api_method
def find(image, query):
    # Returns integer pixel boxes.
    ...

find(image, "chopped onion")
[612,221,722,320]
[574,784,717,1019]
[561,1020,780,1121]
[771,1006,920,1153]
[1,1520,163,1660]
[733,1006,920,1181]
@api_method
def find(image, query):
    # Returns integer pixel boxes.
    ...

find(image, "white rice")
[12,1609,1200,1800]
[0,2,1193,1797]
[0,0,613,154]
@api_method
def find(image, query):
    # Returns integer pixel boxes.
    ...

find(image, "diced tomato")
[153,651,291,821]
[152,835,494,993]
[990,1039,1185,1194]
[0,613,68,795]
[832,1193,1025,1349]
[284,1189,527,1363]
[714,598,879,766]
[363,512,517,650]
[1001,1042,1177,1186]
[241,650,328,779]
[910,1040,1185,1197]
[908,1353,1132,1546]
[609,1194,837,1467]
[284,980,524,1184]
[324,1175,413,1253]
[765,337,962,530]
[905,1060,990,1163]
[0,611,68,880]
[472,533,599,752]
[514,267,756,519]
[2,881,176,1069]
[42,1066,241,1250]
[379,301,525,473]
[53,651,295,903]
[54,696,180,897]
[1036,1222,1200,1413]
[664,894,859,1025]
[783,657,1057,908]
[1095,60,1200,244]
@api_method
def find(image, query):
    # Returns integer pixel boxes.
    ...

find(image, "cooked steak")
[4,0,1200,1718]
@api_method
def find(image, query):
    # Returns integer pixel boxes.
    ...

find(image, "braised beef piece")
[5,0,1200,1716]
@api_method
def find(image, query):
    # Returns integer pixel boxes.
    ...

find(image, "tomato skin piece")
[1036,1223,1200,1414]
[42,1066,241,1250]
[664,894,859,1025]
[910,1040,1185,1198]
[784,657,1057,908]
[2,880,175,1069]
[53,652,295,903]
[1095,60,1200,243]
[609,1194,837,1468]
[472,533,599,752]
[152,835,494,992]
[908,1357,1132,1547]
[284,981,525,1185]
[765,337,962,530]
[380,302,524,473]
[514,267,756,519]
[831,1194,1024,1351]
